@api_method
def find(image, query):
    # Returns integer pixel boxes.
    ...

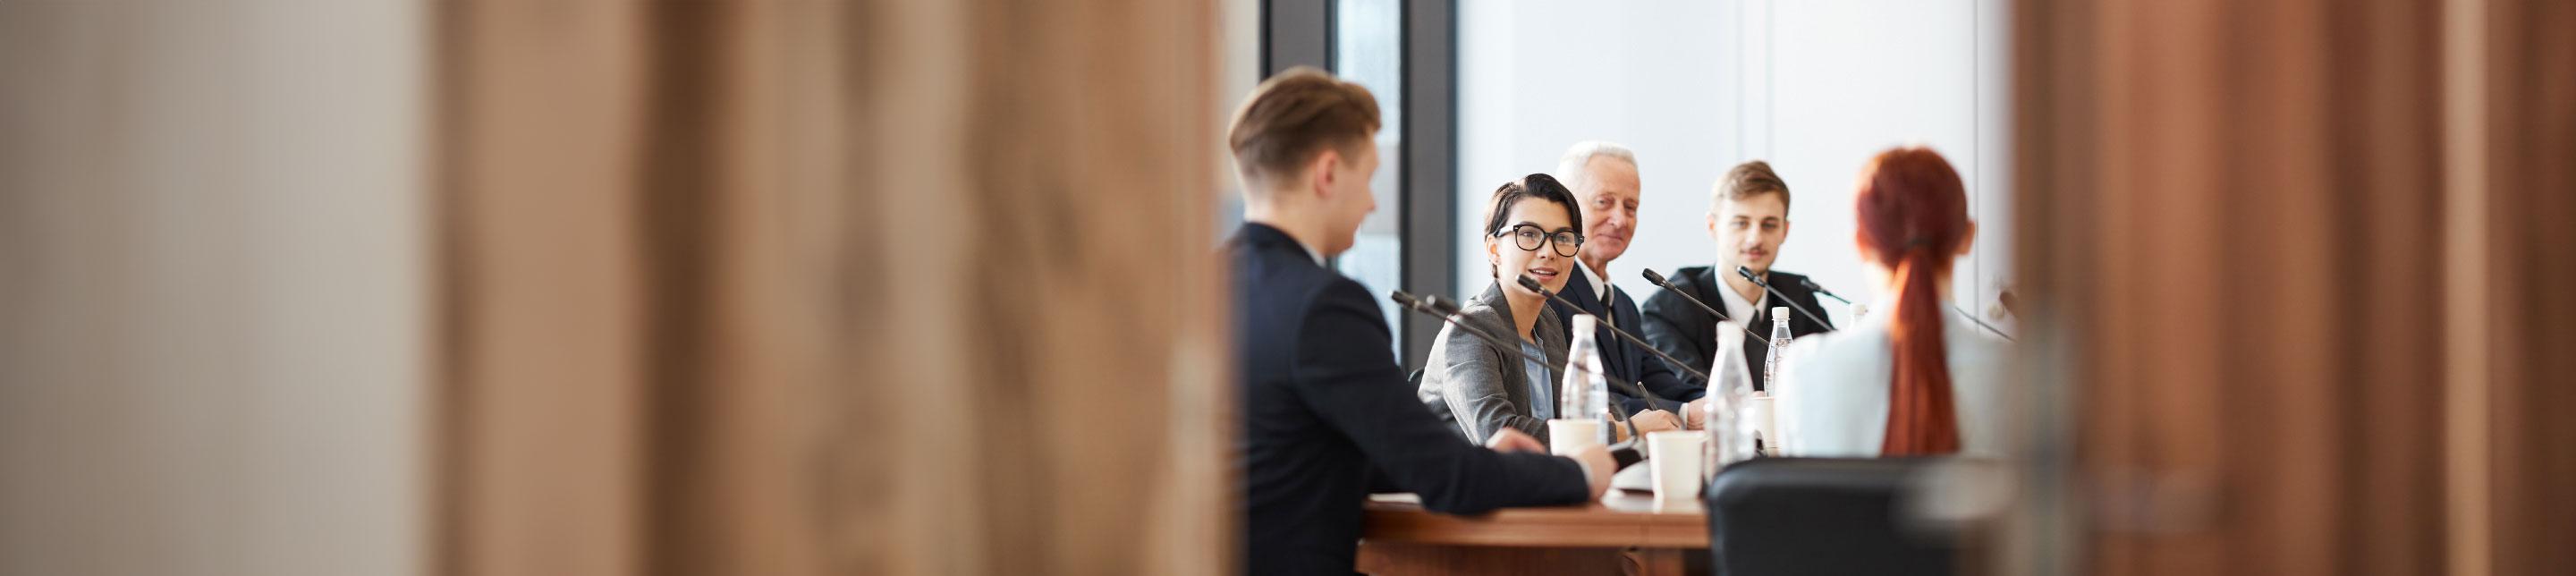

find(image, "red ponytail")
[1853,148,1969,456]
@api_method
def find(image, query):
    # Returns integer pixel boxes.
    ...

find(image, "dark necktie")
[1599,287,1617,330]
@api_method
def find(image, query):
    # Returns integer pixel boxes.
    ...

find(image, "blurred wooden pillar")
[2012,0,2576,574]
[436,3,651,575]
[436,1,1224,575]
[2469,1,2576,573]
[843,0,1229,573]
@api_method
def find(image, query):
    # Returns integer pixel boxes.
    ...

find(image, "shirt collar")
[1714,267,1760,324]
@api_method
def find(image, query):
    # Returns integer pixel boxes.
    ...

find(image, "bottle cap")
[1771,306,1791,320]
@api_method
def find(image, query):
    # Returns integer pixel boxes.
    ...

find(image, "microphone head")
[1513,275,1547,294]
[1735,265,1767,285]
[1422,295,1465,316]
[1641,268,1669,286]
[1388,291,1426,313]
[1798,275,1838,296]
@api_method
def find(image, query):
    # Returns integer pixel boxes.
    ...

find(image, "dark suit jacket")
[1547,267,1701,415]
[1639,266,1836,392]
[1229,224,1589,576]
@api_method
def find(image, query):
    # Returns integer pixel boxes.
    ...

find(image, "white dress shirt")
[1713,270,1766,327]
[1772,299,2012,458]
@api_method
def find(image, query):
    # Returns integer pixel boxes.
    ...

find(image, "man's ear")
[1705,212,1720,240]
[1306,148,1343,199]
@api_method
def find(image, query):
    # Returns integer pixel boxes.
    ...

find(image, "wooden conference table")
[1356,492,1708,576]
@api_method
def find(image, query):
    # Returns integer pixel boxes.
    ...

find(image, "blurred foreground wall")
[2,1,1229,575]
[2011,0,2576,574]
[436,1,1233,575]
[0,3,429,575]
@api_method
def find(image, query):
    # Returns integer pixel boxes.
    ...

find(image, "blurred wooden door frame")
[2009,0,2576,574]
[434,3,654,575]
[2461,2,2576,573]
[435,2,1227,575]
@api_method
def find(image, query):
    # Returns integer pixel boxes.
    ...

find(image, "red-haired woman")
[1775,147,2009,457]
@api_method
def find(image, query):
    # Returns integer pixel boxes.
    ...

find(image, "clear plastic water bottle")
[1762,307,1792,389]
[1757,307,1794,455]
[1561,315,1611,444]
[1706,321,1757,472]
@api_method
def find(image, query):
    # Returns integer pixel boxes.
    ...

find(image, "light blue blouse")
[1521,339,1555,420]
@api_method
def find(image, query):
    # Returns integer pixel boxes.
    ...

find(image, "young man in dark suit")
[1640,160,1837,394]
[1224,67,1612,576]
[1545,142,1697,429]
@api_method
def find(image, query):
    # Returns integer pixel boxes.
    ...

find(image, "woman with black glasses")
[1419,174,1681,444]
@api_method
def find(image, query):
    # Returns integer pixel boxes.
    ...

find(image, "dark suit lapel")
[1563,270,1608,318]
[1568,271,1640,377]
[1693,267,1735,324]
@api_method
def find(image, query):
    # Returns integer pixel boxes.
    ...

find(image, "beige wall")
[0,3,428,575]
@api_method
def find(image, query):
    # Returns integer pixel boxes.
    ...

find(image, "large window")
[1332,0,1404,356]
[1260,0,1457,370]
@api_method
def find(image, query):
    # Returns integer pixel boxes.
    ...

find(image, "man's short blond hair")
[1712,160,1792,213]
[1226,66,1381,191]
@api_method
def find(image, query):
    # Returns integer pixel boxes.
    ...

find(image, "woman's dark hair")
[1482,174,1585,278]
[1854,147,1971,456]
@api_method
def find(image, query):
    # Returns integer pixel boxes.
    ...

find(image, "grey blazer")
[1418,285,1571,444]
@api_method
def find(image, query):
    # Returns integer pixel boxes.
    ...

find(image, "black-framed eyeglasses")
[1494,224,1583,257]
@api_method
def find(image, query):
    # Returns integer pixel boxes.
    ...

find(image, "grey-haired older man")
[1543,141,1701,432]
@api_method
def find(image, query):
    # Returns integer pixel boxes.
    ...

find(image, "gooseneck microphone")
[1797,275,1852,305]
[1640,268,1774,344]
[1514,275,1712,384]
[1950,304,2018,342]
[1389,291,1639,437]
[1752,268,2021,342]
[1737,266,1830,329]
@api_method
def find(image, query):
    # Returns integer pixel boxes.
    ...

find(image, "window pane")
[1334,0,1403,355]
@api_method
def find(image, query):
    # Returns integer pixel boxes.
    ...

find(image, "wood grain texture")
[1361,495,1709,549]
[2012,0,2576,574]
[436,1,1226,575]
[1355,544,1670,576]
[436,4,649,575]
[2478,1,2576,572]
[1356,494,1708,575]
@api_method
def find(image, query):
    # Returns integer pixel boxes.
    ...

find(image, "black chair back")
[1702,457,1963,576]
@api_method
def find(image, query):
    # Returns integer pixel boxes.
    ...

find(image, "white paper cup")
[1546,419,1605,456]
[1648,430,1706,501]
[1748,393,1781,456]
